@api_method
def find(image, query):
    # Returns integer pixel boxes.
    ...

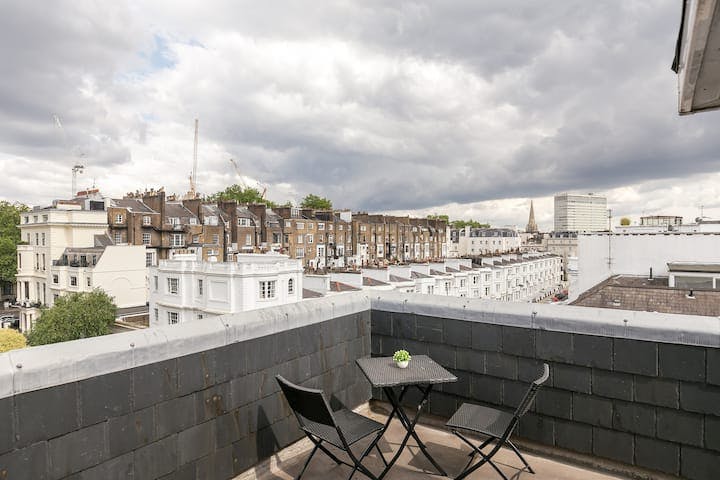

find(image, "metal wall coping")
[371,291,720,349]
[0,292,371,399]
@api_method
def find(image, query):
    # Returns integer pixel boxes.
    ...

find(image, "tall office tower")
[554,193,608,232]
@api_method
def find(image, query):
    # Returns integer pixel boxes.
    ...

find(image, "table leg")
[378,385,447,479]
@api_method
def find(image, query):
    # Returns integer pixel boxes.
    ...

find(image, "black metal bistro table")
[356,355,457,478]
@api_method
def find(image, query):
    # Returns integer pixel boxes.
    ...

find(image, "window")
[288,278,294,294]
[87,277,91,287]
[296,222,305,230]
[328,224,334,231]
[168,311,179,325]
[318,223,325,230]
[188,218,198,225]
[146,252,154,267]
[114,232,122,244]
[212,234,219,244]
[296,234,303,244]
[42,254,45,271]
[41,233,45,246]
[143,216,151,225]
[460,279,466,287]
[70,276,77,287]
[245,234,252,246]
[168,217,180,225]
[192,234,200,244]
[307,234,314,244]
[308,223,314,230]
[142,233,151,245]
[167,277,179,294]
[238,218,250,226]
[154,308,158,323]
[171,234,184,247]
[295,247,305,258]
[52,274,58,284]
[154,276,158,291]
[115,214,123,223]
[360,225,367,231]
[35,233,39,245]
[259,280,276,299]
[197,313,204,320]
[338,225,344,231]
[198,279,203,296]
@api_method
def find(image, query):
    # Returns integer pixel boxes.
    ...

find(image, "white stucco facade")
[149,253,303,327]
[570,233,720,301]
[15,202,113,331]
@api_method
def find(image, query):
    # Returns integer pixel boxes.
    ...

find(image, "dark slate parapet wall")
[370,293,720,480]
[0,294,372,480]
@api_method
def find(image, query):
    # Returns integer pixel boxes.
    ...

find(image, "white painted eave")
[677,0,720,114]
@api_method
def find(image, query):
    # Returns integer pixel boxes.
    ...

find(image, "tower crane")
[53,114,86,197]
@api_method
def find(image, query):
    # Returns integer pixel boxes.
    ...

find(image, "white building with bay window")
[148,253,303,327]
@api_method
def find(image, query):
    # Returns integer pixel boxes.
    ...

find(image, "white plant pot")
[396,360,409,369]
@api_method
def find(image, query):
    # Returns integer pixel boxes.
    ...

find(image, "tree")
[620,217,631,226]
[300,194,332,210]
[0,201,29,284]
[451,219,491,229]
[427,214,449,222]
[207,185,278,207]
[0,329,26,353]
[27,290,117,346]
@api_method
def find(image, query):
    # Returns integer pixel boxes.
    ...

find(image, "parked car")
[0,315,19,329]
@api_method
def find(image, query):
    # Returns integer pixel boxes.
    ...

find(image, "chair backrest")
[506,363,549,436]
[276,375,335,428]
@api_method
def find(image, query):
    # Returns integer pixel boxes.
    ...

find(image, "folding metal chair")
[446,364,550,480]
[276,375,388,480]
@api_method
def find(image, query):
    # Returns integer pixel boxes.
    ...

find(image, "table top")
[356,355,457,388]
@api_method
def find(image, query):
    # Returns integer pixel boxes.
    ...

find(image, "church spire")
[526,200,538,233]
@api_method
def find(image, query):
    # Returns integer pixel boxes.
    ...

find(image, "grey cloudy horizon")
[1,0,718,230]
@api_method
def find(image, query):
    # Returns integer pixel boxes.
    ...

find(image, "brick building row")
[106,189,448,268]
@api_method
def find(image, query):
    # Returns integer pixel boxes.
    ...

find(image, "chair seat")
[446,403,513,439]
[302,408,384,449]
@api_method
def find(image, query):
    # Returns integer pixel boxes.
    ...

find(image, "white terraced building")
[304,255,562,303]
[149,253,303,327]
[15,199,148,332]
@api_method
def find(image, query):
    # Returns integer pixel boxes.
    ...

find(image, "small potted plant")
[393,349,411,369]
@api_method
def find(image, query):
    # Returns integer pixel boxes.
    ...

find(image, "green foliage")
[27,290,117,346]
[0,201,29,282]
[0,329,26,352]
[451,219,491,229]
[620,217,631,226]
[427,214,449,222]
[207,185,277,207]
[393,349,411,362]
[300,194,332,210]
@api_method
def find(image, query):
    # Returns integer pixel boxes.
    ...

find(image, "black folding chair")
[276,375,388,480]
[446,364,550,480]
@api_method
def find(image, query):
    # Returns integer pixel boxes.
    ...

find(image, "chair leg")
[507,440,534,474]
[295,443,319,480]
[453,432,509,480]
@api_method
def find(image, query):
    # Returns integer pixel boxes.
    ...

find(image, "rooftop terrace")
[1,292,719,479]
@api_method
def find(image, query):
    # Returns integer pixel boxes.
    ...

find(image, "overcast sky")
[1,1,718,230]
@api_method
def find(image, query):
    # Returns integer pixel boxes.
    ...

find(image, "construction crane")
[186,119,199,199]
[53,114,86,197]
[228,158,247,189]
[229,158,268,199]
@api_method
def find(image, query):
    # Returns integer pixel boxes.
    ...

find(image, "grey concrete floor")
[238,407,628,480]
